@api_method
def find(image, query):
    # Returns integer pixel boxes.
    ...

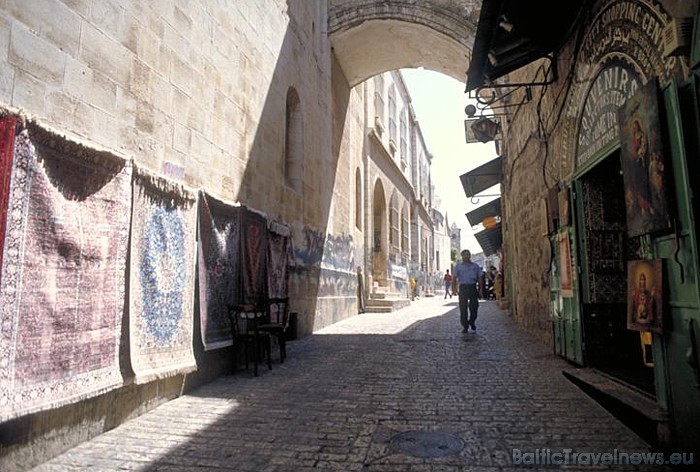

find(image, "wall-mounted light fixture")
[488,52,499,66]
[470,116,501,143]
[498,16,514,33]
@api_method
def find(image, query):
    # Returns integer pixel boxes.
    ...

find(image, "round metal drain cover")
[389,431,465,458]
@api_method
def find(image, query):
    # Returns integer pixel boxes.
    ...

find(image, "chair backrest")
[267,297,290,327]
[228,304,258,337]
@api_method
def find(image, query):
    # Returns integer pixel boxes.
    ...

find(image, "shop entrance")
[575,151,655,396]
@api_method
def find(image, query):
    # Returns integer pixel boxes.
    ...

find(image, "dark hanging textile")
[267,222,291,299]
[241,206,268,305]
[197,192,242,350]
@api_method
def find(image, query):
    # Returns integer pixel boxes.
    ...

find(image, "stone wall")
[0,0,371,333]
[0,1,365,468]
[500,45,579,345]
[500,0,682,344]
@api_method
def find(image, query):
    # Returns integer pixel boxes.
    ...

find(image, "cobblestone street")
[29,299,673,471]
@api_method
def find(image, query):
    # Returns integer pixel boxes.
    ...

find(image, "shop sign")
[390,263,408,281]
[570,0,680,170]
[577,60,641,166]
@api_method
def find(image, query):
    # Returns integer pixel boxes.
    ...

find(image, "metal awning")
[474,222,503,257]
[459,157,502,198]
[466,0,587,91]
[466,197,501,227]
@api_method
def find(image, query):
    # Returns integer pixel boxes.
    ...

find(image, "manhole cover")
[389,431,465,458]
[474,352,507,360]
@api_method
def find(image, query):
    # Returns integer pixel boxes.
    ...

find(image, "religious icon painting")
[617,77,672,238]
[627,259,663,333]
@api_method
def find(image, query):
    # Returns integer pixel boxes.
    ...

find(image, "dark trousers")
[459,284,479,329]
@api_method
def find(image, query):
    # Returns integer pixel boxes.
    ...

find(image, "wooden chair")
[228,303,272,376]
[257,297,291,363]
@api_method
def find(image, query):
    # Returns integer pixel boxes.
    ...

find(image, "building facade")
[478,0,699,455]
[360,70,435,306]
[432,207,454,294]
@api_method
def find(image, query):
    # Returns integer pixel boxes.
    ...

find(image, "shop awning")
[466,0,586,91]
[466,197,501,227]
[474,222,503,257]
[459,157,502,198]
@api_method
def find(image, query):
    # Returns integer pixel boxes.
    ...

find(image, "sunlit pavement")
[29,298,670,471]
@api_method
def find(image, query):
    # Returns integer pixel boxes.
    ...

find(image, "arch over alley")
[328,0,481,85]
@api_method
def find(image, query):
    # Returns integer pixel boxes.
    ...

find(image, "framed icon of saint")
[617,78,672,237]
[627,259,663,333]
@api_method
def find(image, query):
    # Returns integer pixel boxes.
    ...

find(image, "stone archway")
[326,0,482,299]
[328,0,481,86]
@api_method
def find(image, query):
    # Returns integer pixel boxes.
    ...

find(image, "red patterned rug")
[0,125,132,421]
[241,207,268,305]
[0,115,17,285]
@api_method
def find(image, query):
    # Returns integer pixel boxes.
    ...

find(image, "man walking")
[453,249,482,332]
[443,269,453,299]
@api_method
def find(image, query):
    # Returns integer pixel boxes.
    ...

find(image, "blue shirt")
[454,261,481,285]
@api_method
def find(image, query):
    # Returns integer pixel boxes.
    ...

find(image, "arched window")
[401,205,409,252]
[373,180,386,253]
[400,108,408,165]
[355,168,362,230]
[374,75,385,125]
[285,87,303,192]
[390,191,399,248]
[388,84,397,144]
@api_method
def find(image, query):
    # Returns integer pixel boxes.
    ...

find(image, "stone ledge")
[563,367,670,449]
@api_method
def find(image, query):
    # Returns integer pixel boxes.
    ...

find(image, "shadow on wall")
[235,0,352,337]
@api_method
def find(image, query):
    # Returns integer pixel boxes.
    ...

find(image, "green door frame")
[550,140,617,367]
[653,79,700,452]
[555,78,700,451]
[550,203,584,365]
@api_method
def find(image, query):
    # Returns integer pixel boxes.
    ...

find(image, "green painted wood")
[655,80,700,453]
[550,223,584,366]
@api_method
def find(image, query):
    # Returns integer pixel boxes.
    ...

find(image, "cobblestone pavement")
[30,299,674,471]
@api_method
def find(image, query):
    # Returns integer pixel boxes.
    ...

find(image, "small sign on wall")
[557,231,573,298]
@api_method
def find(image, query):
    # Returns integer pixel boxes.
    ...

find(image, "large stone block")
[4,0,81,55]
[79,22,132,87]
[0,58,13,103]
[12,69,47,114]
[9,24,65,85]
